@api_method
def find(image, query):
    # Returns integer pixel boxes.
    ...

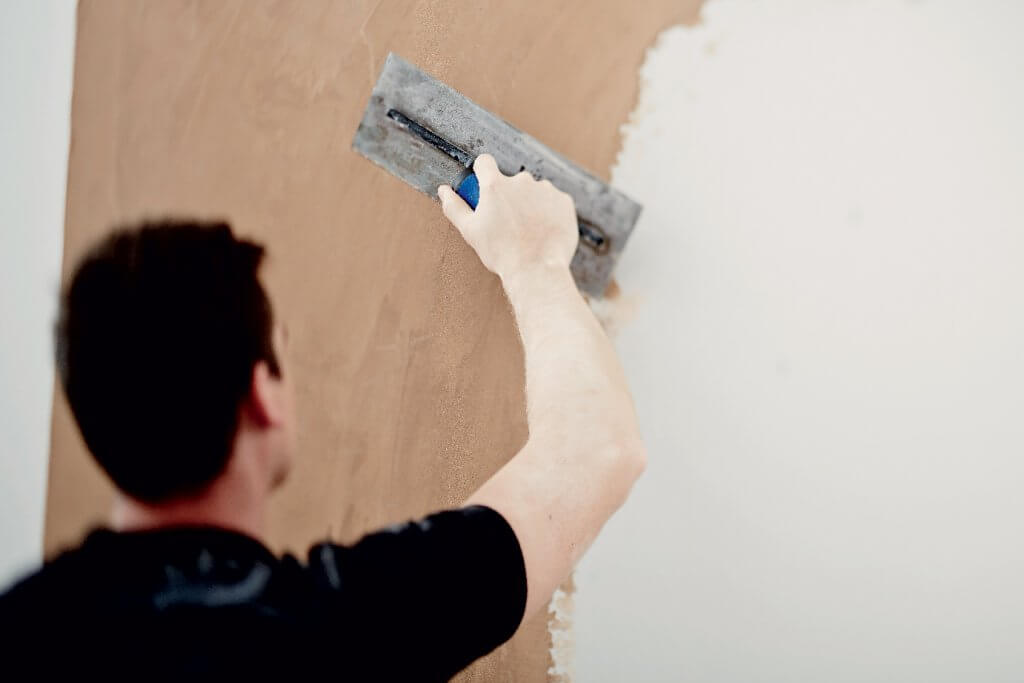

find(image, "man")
[0,155,645,679]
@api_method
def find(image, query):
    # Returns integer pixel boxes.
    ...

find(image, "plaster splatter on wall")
[546,578,575,682]
[576,1,1024,681]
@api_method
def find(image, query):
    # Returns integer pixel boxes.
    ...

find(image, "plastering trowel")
[352,53,642,297]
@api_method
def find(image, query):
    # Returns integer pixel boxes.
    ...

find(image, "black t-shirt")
[0,505,526,681]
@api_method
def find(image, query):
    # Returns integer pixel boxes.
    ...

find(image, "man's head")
[56,220,295,505]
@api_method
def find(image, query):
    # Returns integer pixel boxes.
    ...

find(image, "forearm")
[505,264,641,459]
[468,264,645,617]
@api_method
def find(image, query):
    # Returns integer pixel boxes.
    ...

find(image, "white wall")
[0,1,75,585]
[576,1,1024,681]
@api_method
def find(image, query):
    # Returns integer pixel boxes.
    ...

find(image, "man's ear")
[246,360,284,427]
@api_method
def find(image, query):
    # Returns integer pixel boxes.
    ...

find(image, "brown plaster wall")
[45,1,700,679]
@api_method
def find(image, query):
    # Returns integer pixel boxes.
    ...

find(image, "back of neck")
[112,454,267,540]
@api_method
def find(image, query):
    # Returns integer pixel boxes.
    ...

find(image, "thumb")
[438,184,474,235]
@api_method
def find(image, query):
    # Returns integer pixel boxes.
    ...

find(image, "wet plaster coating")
[44,1,701,679]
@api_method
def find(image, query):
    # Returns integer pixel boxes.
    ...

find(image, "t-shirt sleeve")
[305,505,527,681]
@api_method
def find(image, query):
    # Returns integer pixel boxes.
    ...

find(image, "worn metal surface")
[353,53,642,297]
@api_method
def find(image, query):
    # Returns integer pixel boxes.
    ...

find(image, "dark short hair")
[56,220,279,503]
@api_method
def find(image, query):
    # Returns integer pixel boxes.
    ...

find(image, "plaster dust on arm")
[440,154,647,622]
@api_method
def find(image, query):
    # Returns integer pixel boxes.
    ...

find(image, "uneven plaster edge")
[554,7,708,676]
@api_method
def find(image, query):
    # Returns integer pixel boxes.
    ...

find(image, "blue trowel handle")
[455,172,608,253]
[456,173,481,209]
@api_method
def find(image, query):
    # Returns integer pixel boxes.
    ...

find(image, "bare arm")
[439,155,646,620]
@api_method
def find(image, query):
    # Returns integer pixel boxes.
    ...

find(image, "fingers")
[472,154,502,185]
[438,184,474,233]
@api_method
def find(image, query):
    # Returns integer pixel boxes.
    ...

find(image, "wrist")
[500,262,575,307]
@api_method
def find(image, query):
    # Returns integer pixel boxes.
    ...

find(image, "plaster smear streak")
[577,1,1024,682]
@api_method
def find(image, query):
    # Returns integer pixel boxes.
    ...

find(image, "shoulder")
[304,507,526,634]
[298,506,527,680]
[306,505,523,581]
[0,540,92,618]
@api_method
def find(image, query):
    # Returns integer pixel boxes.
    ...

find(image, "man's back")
[0,506,526,680]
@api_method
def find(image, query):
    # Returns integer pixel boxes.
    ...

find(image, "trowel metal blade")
[352,53,642,298]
